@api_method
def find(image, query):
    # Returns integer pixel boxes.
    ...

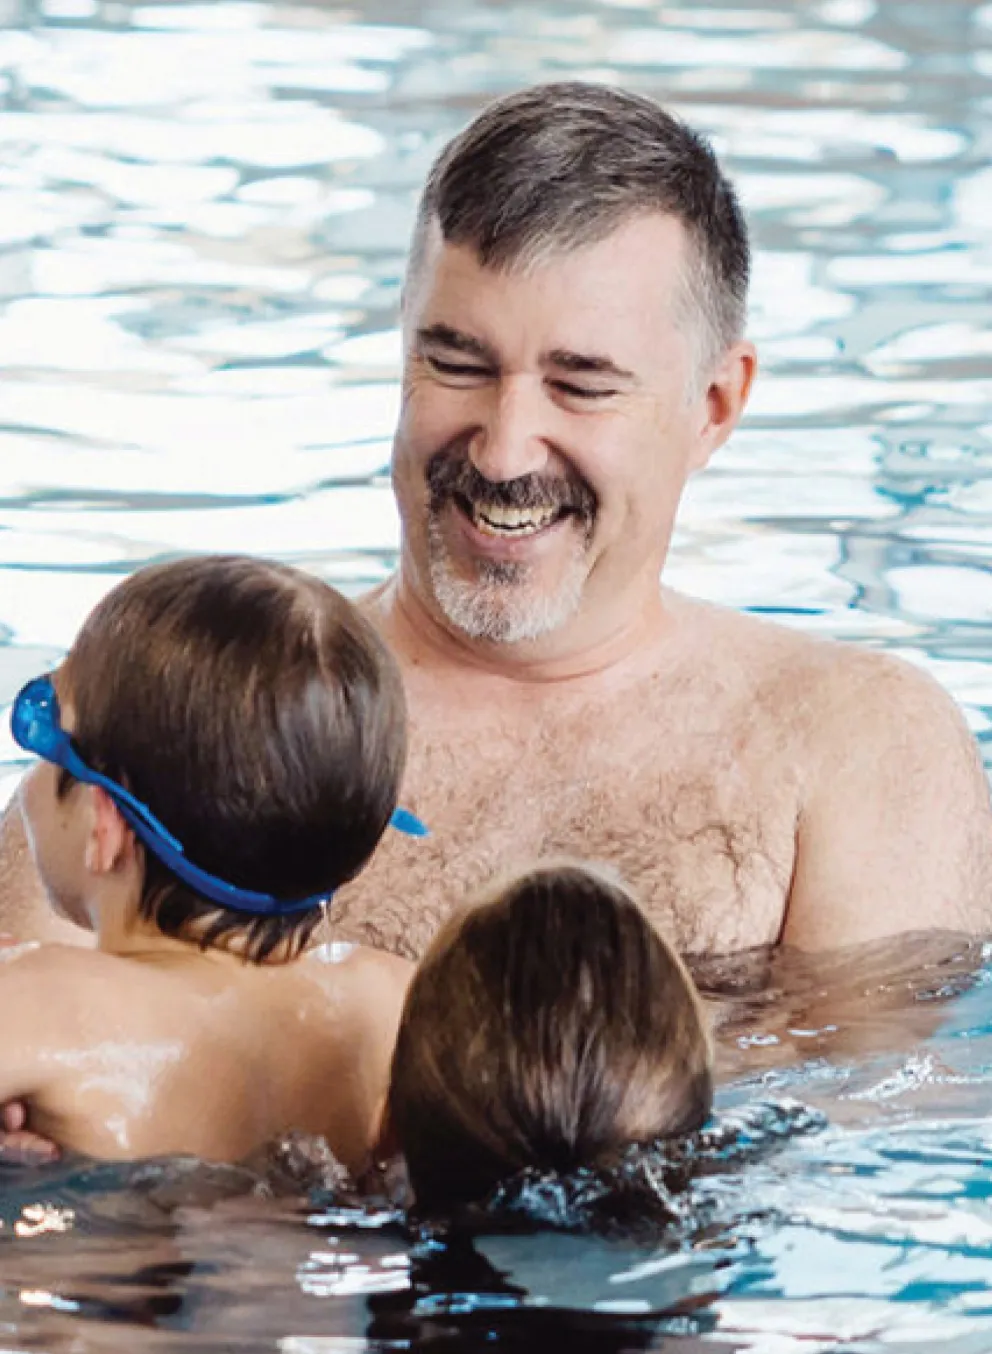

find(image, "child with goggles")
[2,552,713,1203]
[2,553,424,1170]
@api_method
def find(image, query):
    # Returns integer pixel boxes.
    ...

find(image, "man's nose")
[467,376,551,484]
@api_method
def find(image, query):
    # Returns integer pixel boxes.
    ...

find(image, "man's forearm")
[0,798,88,946]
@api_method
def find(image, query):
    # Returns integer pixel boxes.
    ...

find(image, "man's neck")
[363,571,674,690]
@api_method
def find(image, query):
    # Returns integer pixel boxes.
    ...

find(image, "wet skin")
[2,214,992,961]
[0,725,409,1167]
[0,931,407,1164]
[331,216,992,957]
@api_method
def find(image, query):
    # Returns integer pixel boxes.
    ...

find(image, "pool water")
[1,940,991,1350]
[2,0,992,1347]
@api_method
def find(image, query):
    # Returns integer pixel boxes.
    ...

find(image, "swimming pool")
[2,0,992,1346]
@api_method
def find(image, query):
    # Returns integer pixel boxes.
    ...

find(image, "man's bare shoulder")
[743,614,976,757]
[356,581,389,619]
[672,593,964,732]
[708,607,992,946]
[665,595,987,836]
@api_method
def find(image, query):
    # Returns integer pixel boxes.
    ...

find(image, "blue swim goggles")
[10,674,427,918]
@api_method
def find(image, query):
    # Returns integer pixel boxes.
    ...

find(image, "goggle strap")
[64,748,185,853]
[110,795,328,917]
[11,673,428,917]
[389,806,429,837]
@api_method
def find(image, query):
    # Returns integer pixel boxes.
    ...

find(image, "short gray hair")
[408,81,750,377]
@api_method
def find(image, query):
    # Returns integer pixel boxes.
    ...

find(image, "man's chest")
[331,695,799,959]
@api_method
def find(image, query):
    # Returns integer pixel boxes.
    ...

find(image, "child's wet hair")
[387,860,713,1212]
[59,554,407,961]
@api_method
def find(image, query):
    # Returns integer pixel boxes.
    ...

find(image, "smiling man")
[3,81,992,962]
[335,81,992,958]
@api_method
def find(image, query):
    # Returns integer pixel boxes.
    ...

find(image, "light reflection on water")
[3,0,992,1347]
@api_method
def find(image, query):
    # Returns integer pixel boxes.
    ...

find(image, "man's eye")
[553,381,617,400]
[425,356,490,379]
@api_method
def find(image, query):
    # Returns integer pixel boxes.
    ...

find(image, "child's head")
[386,861,713,1213]
[17,554,407,960]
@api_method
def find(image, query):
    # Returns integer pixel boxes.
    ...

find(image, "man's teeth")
[470,503,558,536]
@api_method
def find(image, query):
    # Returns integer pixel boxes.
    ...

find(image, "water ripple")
[2,2,992,1344]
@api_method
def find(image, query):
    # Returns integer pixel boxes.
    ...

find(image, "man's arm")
[0,796,90,946]
[783,649,992,950]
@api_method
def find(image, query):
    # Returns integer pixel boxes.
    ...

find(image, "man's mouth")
[459,497,563,538]
[427,452,597,546]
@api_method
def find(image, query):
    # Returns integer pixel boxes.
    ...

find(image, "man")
[4,81,992,960]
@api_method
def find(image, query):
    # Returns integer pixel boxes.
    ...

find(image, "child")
[4,554,420,1170]
[380,860,713,1213]
[7,565,710,1195]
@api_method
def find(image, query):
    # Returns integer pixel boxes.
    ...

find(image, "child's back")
[5,554,418,1167]
[0,939,408,1168]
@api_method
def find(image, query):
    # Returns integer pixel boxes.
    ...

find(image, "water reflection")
[364,1230,722,1350]
[0,936,986,1348]
[2,0,992,1346]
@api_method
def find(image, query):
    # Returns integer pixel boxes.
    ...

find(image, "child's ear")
[83,787,135,876]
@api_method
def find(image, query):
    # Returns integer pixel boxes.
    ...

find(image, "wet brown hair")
[60,554,407,962]
[408,81,749,374]
[387,861,713,1212]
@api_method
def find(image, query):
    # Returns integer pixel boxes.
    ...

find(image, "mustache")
[426,451,597,520]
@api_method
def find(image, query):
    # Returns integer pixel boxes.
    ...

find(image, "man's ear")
[82,787,135,877]
[689,339,757,474]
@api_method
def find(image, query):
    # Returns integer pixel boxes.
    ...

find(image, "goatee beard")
[424,453,597,644]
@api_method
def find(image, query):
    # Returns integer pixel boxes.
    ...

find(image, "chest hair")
[330,683,796,959]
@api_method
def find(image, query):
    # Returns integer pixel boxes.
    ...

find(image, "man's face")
[392,212,749,651]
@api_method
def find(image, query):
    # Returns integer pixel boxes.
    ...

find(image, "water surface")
[2,0,992,1347]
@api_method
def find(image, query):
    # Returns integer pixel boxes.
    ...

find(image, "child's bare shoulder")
[304,941,412,1000]
[0,939,101,978]
[0,942,126,1039]
[0,940,134,990]
[300,941,412,1056]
